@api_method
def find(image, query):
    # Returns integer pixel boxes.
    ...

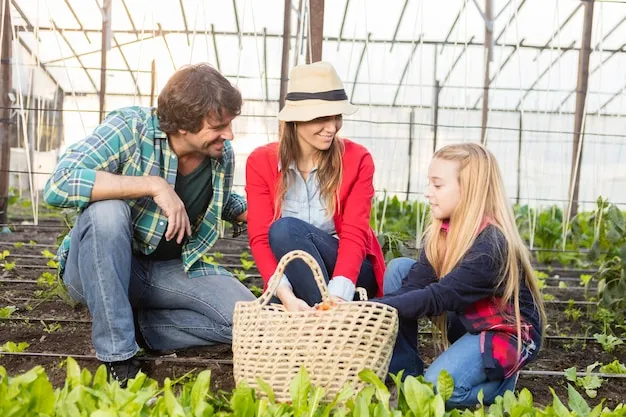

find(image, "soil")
[0,221,624,409]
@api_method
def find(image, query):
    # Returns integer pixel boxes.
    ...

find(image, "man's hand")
[151,177,191,244]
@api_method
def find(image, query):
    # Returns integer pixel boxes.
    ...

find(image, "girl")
[378,143,546,408]
[246,61,385,311]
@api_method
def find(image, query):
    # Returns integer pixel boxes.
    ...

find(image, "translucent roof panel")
[5,0,626,116]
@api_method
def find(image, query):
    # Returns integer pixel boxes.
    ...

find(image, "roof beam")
[392,37,421,106]
[515,40,576,111]
[178,0,190,46]
[120,0,138,39]
[472,38,524,108]
[113,35,141,97]
[556,44,626,112]
[593,16,626,51]
[50,18,98,92]
[389,0,409,52]
[532,3,582,62]
[596,81,626,113]
[495,0,526,44]
[157,23,176,70]
[211,24,221,72]
[232,0,242,49]
[64,0,91,44]
[440,35,475,87]
[336,0,350,51]
[350,32,371,102]
[44,33,159,64]
[439,0,467,56]
[13,25,626,53]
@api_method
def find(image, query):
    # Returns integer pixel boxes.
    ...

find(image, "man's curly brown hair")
[157,63,242,134]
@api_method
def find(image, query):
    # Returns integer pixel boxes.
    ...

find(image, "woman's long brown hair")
[274,121,344,218]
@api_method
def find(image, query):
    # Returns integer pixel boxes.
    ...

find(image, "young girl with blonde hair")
[378,143,546,408]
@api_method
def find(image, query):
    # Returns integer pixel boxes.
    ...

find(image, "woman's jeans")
[383,257,518,408]
[268,217,378,304]
[62,200,256,362]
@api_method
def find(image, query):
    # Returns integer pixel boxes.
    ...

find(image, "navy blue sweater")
[378,225,542,353]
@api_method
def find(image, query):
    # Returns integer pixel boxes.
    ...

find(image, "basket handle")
[257,250,330,307]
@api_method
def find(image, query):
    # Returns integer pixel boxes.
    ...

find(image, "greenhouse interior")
[0,0,625,415]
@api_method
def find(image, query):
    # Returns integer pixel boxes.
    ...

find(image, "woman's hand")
[277,286,313,312]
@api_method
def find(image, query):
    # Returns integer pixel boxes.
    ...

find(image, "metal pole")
[99,0,112,123]
[0,0,13,224]
[568,0,594,218]
[481,0,493,145]
[516,111,522,204]
[150,59,156,108]
[405,109,414,200]
[279,0,291,110]
[307,0,324,63]
[432,81,440,154]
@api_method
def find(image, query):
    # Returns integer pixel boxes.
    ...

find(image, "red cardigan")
[245,138,385,297]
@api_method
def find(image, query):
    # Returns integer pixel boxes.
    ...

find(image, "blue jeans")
[268,217,378,305]
[63,200,256,362]
[384,257,518,408]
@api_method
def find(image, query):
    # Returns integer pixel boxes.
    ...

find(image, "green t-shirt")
[148,157,213,260]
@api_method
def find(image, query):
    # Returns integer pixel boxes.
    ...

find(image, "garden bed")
[1,219,624,409]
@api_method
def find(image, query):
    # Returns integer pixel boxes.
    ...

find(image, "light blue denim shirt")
[277,163,355,301]
[281,163,336,235]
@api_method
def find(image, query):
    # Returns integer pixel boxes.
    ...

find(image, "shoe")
[103,358,142,388]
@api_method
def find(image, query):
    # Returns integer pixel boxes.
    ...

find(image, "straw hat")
[278,61,358,122]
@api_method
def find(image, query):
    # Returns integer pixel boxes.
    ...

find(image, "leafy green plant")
[250,286,263,297]
[565,362,604,398]
[0,305,17,318]
[201,255,220,266]
[240,252,255,271]
[233,269,248,282]
[599,360,626,374]
[2,261,15,271]
[564,300,583,322]
[1,359,625,416]
[40,321,62,334]
[0,341,29,353]
[593,333,623,353]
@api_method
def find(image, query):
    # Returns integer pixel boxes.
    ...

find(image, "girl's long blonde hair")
[425,143,546,351]
[274,121,344,217]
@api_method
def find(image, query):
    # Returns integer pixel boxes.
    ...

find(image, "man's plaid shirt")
[43,106,247,279]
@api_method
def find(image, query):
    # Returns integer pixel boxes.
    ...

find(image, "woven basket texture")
[232,250,399,402]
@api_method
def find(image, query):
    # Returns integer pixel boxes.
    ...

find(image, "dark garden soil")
[0,221,624,408]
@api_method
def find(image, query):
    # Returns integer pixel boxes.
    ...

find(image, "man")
[43,63,256,387]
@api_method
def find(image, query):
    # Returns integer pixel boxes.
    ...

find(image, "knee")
[78,200,132,240]
[383,257,413,294]
[268,217,304,247]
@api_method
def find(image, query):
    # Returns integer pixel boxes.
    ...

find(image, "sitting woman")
[246,61,385,311]
[377,143,546,408]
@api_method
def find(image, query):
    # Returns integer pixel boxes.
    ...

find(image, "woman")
[246,61,385,311]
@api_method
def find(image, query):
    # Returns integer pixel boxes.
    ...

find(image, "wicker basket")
[232,250,399,402]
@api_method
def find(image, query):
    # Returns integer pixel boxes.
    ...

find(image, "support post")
[516,111,522,204]
[0,0,13,223]
[307,0,324,63]
[99,0,112,123]
[405,108,415,200]
[481,0,493,145]
[568,0,594,218]
[279,0,291,110]
[150,59,156,107]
